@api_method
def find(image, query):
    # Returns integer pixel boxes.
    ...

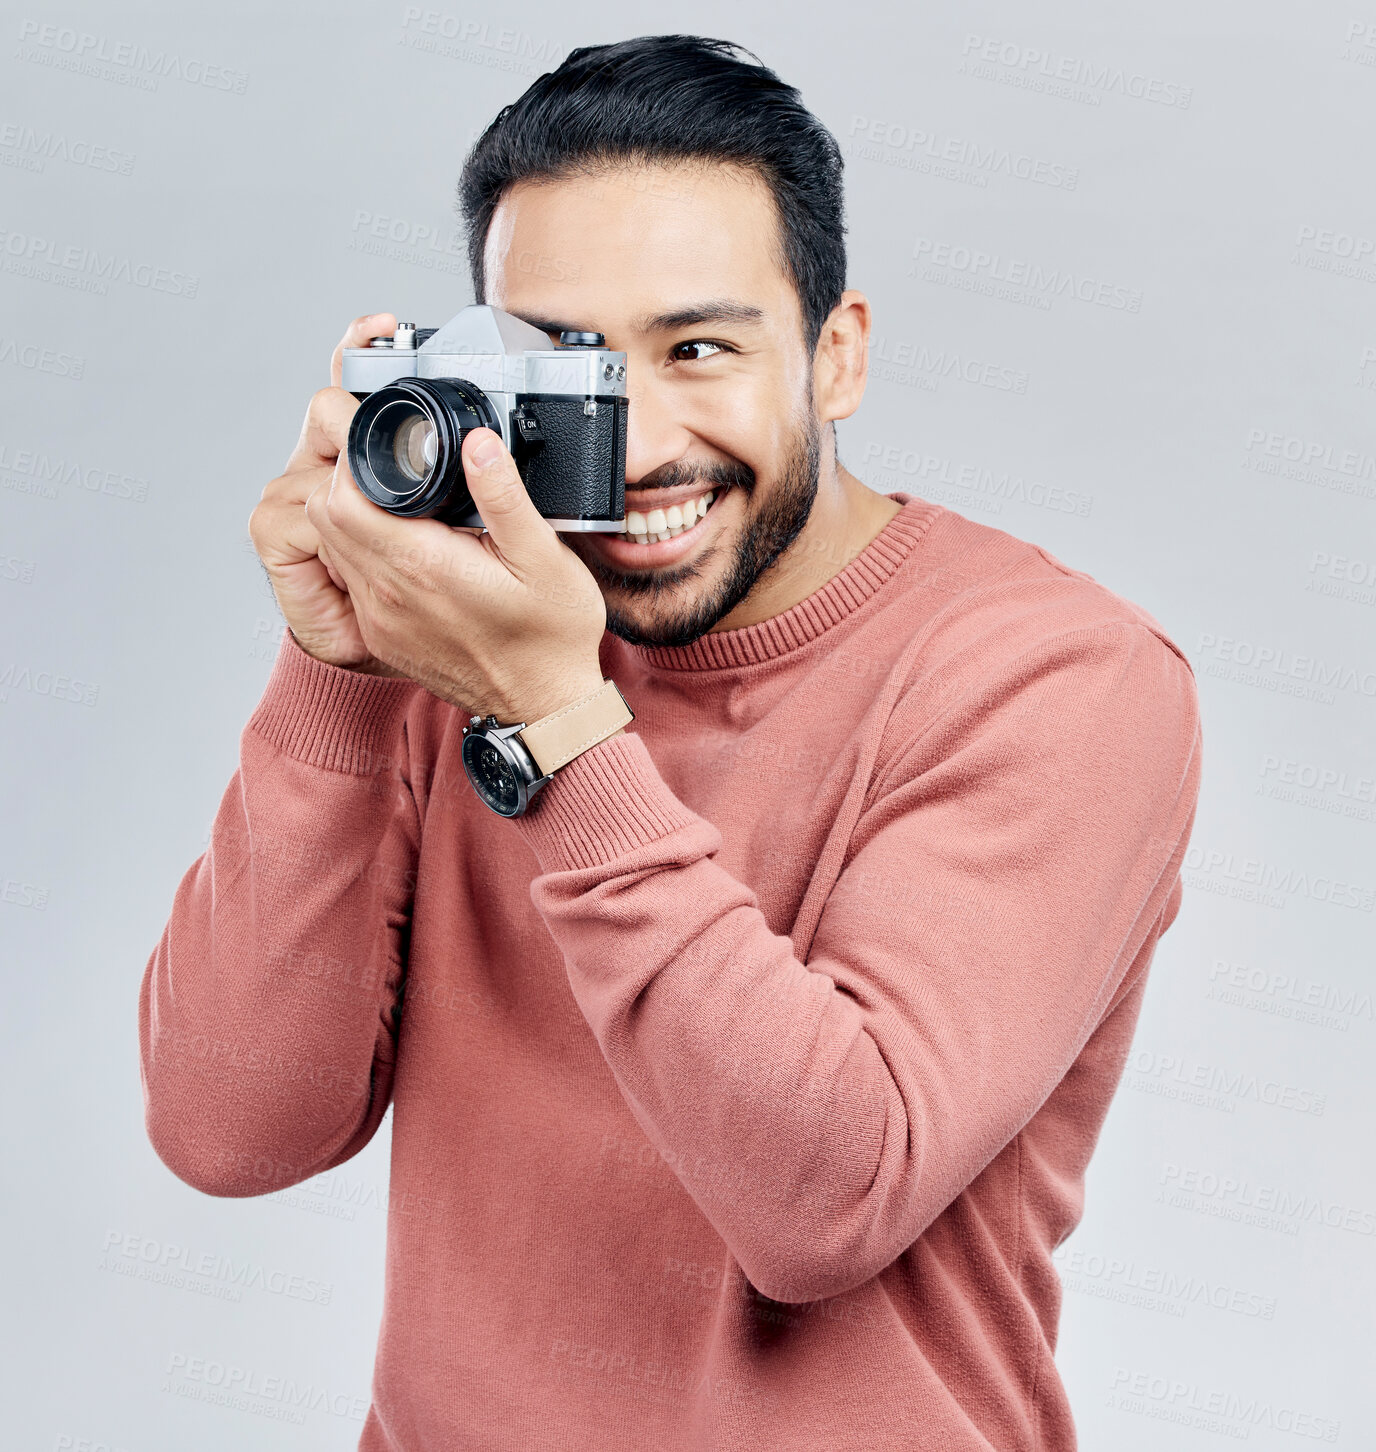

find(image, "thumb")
[462,427,554,570]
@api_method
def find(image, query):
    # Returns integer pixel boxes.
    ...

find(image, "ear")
[813,290,871,424]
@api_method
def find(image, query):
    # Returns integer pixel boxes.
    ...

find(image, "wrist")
[461,678,634,818]
[287,628,409,681]
[515,672,609,726]
[345,656,412,681]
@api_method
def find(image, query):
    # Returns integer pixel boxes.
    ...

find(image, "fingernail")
[471,434,500,468]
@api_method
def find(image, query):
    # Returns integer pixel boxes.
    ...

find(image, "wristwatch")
[460,680,635,818]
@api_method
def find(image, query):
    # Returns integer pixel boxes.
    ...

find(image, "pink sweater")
[140,493,1202,1450]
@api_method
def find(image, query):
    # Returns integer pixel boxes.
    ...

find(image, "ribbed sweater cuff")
[513,730,702,872]
[246,629,422,775]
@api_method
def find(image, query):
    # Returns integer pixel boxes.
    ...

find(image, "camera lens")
[347,377,501,524]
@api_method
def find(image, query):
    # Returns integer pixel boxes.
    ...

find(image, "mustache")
[624,458,754,495]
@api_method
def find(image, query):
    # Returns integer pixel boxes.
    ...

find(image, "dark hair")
[456,34,846,354]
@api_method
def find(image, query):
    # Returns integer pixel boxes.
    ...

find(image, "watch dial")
[463,734,521,816]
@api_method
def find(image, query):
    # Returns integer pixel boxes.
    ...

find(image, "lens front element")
[393,411,438,482]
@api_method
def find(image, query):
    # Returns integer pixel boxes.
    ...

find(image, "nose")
[621,373,693,487]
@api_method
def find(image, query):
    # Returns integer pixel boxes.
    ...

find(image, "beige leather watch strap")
[517,680,634,778]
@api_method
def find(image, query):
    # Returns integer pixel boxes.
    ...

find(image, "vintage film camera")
[341,305,628,531]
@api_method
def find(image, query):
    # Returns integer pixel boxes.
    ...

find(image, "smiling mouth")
[616,485,725,544]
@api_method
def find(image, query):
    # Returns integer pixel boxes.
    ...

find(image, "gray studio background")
[3,2,1373,1446]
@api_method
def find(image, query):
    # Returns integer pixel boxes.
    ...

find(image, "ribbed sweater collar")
[627,493,937,671]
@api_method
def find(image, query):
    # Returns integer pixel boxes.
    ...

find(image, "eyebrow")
[635,300,767,333]
[510,300,767,339]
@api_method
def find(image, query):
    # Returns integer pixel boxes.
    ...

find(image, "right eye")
[669,340,730,363]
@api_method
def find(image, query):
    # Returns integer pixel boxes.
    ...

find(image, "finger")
[283,387,362,474]
[250,467,332,567]
[461,427,555,574]
[258,461,333,510]
[304,446,404,555]
[330,312,397,389]
[316,538,350,594]
[309,453,461,583]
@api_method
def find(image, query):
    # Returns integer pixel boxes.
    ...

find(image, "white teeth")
[618,486,722,543]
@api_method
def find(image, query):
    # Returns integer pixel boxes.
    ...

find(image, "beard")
[579,411,823,650]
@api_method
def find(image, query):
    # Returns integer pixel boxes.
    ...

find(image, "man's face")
[483,162,822,648]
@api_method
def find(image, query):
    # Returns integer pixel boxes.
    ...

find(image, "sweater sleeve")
[138,629,426,1197]
[512,622,1202,1304]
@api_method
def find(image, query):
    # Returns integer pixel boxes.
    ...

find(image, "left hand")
[305,416,610,724]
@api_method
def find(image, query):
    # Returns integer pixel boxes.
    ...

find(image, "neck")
[709,450,903,633]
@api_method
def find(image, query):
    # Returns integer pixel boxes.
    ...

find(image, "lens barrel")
[346,377,501,524]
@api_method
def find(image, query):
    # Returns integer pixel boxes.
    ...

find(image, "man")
[139,34,1202,1451]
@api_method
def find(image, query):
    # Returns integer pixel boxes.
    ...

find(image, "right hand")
[248,313,410,676]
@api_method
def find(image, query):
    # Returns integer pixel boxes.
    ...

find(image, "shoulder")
[892,502,1194,683]
[873,504,1201,775]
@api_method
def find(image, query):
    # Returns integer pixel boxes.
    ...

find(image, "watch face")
[462,733,522,816]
